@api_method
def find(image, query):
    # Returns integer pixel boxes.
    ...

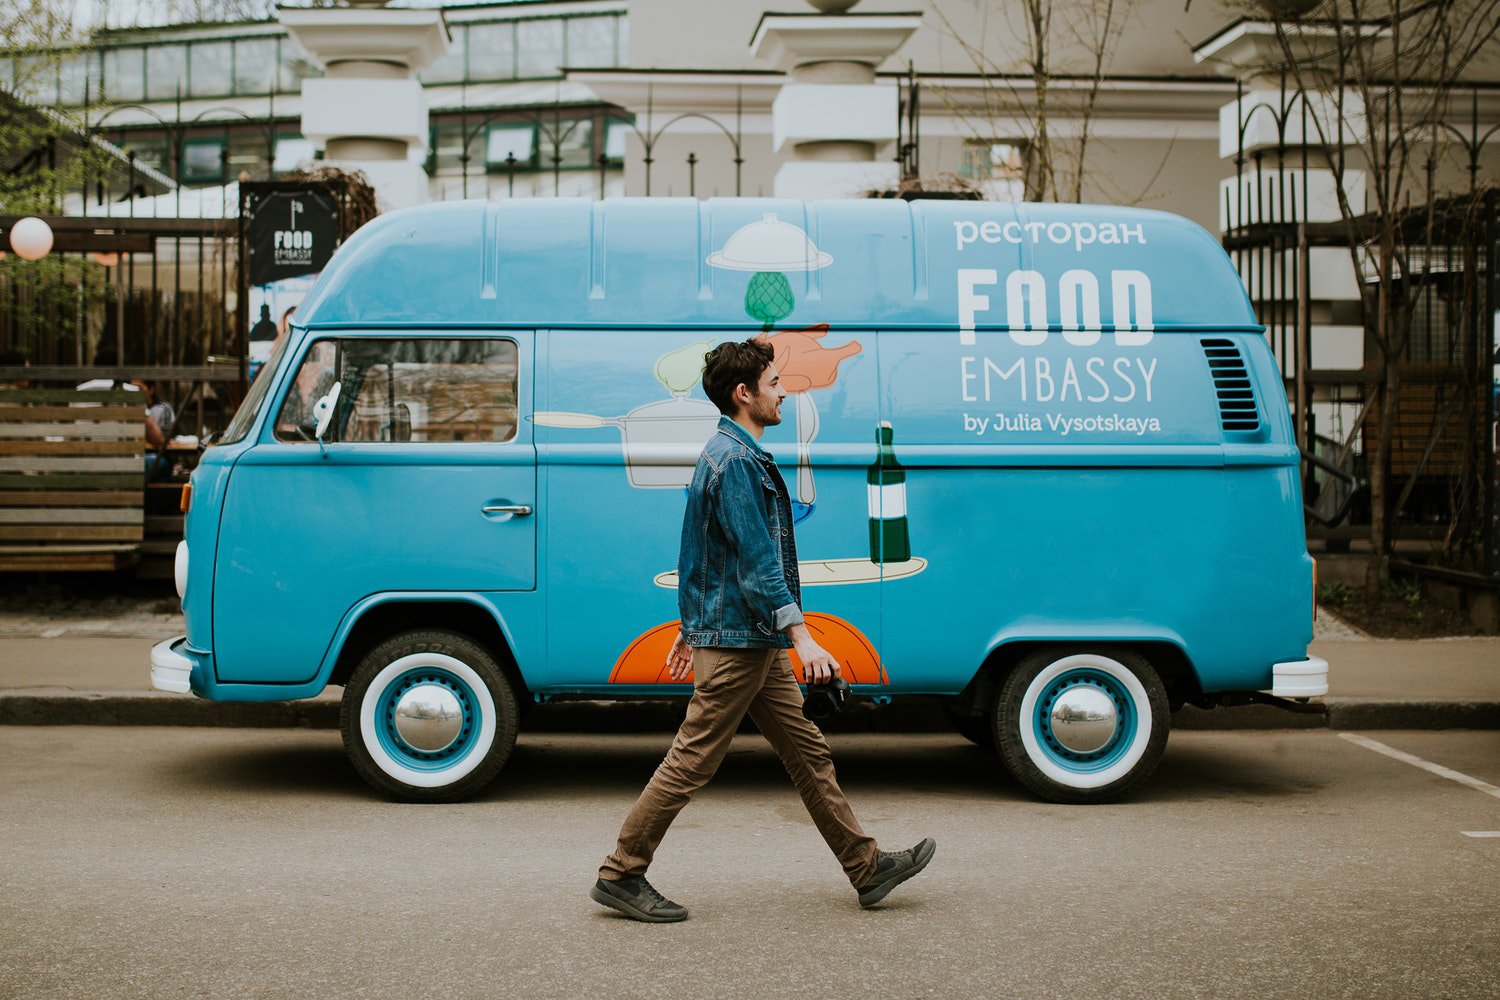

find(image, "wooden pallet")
[0,389,144,572]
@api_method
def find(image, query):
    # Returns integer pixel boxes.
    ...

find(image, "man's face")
[739,363,786,429]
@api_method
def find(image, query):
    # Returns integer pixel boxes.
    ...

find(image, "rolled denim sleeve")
[772,602,804,631]
[713,457,803,631]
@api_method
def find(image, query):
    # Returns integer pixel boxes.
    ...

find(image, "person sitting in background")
[130,379,176,483]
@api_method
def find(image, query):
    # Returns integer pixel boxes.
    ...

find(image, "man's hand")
[787,623,841,685]
[666,631,694,682]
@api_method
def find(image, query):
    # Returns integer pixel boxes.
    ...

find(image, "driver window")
[273,340,338,443]
[273,337,518,444]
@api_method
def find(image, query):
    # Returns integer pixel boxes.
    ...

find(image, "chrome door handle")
[482,504,533,516]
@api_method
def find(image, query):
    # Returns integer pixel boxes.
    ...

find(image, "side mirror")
[313,381,342,442]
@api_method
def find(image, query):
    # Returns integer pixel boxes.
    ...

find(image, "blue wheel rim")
[1031,667,1138,774]
[373,666,481,772]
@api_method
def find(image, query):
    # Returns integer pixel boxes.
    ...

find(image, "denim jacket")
[678,416,803,648]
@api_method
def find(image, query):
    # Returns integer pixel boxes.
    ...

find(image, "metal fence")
[1224,194,1498,578]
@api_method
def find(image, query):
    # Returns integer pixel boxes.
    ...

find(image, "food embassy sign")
[245,189,340,286]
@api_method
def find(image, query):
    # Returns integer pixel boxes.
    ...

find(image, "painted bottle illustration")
[867,421,910,564]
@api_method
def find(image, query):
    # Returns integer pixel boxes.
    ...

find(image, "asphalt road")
[2,727,1498,999]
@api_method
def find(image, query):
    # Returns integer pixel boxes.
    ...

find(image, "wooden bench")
[0,389,145,572]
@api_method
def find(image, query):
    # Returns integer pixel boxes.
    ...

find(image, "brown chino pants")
[599,646,880,888]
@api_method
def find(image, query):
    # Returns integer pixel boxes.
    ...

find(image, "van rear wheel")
[993,648,1169,804]
[340,629,519,803]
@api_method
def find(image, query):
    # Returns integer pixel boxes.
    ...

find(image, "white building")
[17,0,633,206]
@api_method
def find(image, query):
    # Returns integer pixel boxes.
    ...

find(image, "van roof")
[295,198,1259,332]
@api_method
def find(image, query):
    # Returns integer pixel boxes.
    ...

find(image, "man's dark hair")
[702,337,774,415]
[0,348,26,366]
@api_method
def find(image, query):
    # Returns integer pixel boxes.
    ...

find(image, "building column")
[751,3,920,200]
[279,0,450,210]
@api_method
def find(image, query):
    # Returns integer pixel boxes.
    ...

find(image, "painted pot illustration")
[535,341,719,488]
[534,395,720,489]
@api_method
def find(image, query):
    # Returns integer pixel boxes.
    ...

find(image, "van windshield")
[217,333,292,446]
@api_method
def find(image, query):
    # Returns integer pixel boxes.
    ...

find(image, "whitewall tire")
[340,629,519,803]
[993,647,1170,804]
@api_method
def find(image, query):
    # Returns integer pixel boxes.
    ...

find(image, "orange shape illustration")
[764,324,861,393]
[609,612,887,685]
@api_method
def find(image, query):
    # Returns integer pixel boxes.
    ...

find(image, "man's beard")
[753,395,782,426]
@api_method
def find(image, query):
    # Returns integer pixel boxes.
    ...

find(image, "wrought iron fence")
[1219,76,1498,577]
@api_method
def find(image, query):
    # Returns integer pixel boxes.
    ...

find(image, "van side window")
[274,338,519,444]
[274,340,338,442]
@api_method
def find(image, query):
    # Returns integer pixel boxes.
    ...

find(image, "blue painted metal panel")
[295,199,1258,332]
[181,445,232,653]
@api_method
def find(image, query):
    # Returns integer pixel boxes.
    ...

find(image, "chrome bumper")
[1269,655,1329,698]
[150,635,194,694]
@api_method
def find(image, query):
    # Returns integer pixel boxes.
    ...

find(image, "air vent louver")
[1200,338,1260,433]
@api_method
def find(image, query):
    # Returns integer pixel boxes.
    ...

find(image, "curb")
[1,691,1497,731]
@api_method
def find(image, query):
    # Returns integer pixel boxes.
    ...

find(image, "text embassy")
[961,355,1157,404]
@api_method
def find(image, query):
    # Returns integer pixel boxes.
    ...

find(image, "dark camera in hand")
[802,676,850,723]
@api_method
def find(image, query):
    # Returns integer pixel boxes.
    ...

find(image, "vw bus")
[150,198,1327,804]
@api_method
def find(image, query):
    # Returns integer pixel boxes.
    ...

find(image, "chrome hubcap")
[393,683,464,753]
[1048,686,1119,754]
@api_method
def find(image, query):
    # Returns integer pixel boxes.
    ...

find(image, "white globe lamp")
[9,217,54,261]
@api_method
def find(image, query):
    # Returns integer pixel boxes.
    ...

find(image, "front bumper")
[1269,655,1329,698]
[150,635,194,694]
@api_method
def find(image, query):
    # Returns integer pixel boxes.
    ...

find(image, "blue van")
[150,198,1327,804]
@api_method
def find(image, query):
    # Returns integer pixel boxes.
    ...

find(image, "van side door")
[213,333,535,685]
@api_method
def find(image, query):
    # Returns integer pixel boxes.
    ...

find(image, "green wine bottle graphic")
[867,421,911,563]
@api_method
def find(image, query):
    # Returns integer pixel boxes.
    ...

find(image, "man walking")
[590,337,935,923]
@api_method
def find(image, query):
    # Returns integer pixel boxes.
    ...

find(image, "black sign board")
[245,189,340,286]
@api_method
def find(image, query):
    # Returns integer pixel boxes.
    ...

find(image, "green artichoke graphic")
[745,271,795,331]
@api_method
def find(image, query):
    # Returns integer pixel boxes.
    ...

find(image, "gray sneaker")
[857,838,936,908]
[590,876,689,923]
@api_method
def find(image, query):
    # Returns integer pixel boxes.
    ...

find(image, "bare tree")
[1243,0,1500,592]
[926,0,1138,202]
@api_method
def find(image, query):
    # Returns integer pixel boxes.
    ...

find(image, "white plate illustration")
[653,556,927,589]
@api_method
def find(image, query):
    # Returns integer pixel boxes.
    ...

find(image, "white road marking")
[1340,732,1500,802]
[1461,831,1500,838]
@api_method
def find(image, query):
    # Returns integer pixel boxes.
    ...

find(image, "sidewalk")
[0,608,1495,730]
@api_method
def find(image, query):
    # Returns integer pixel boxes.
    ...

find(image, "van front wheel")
[340,629,519,803]
[993,648,1169,804]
